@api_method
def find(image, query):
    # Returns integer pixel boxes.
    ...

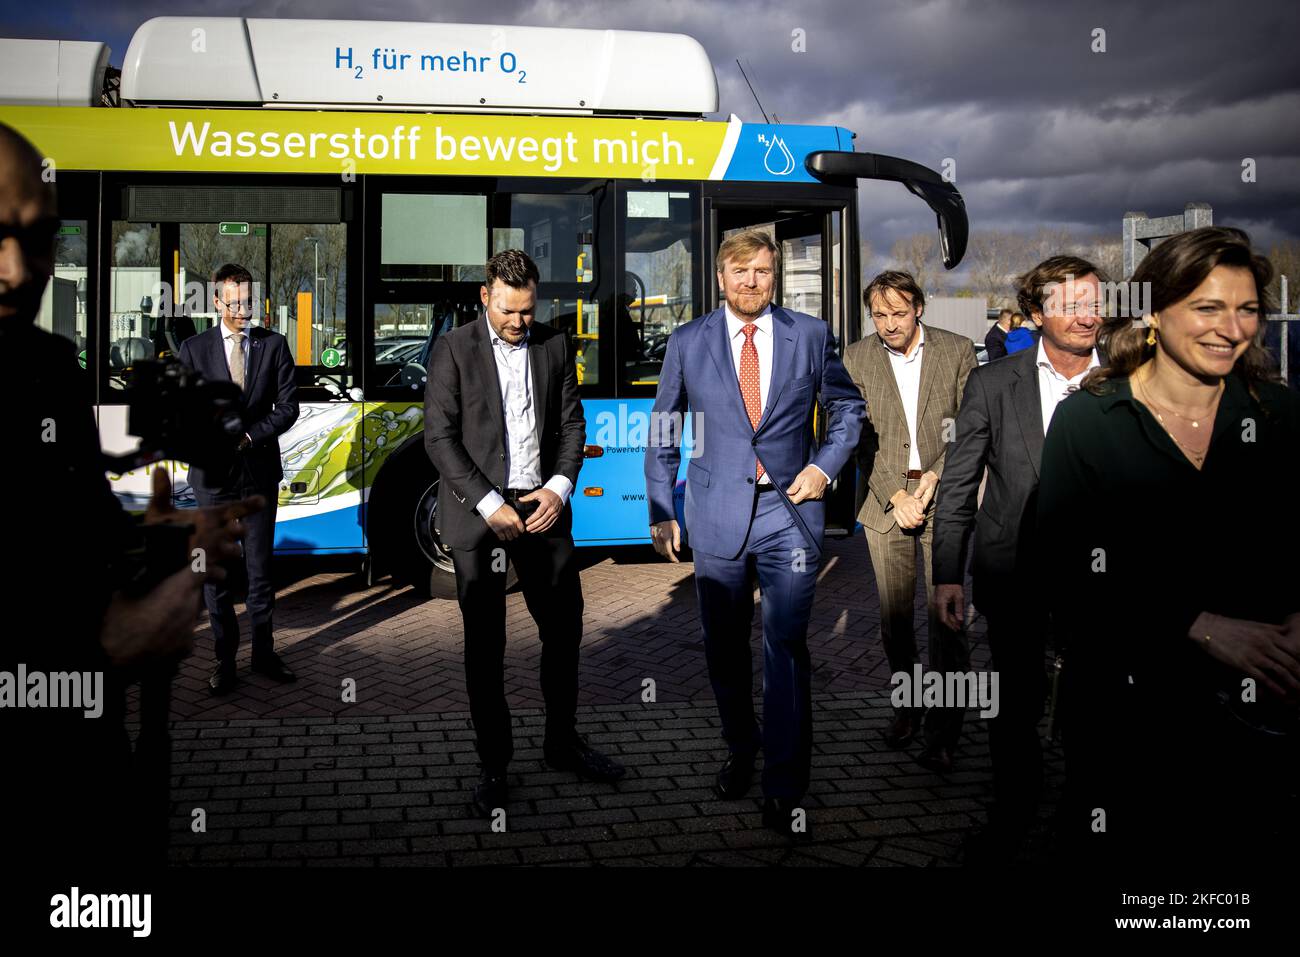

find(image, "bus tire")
[369,450,516,599]
[368,452,457,599]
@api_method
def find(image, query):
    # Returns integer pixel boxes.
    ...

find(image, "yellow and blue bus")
[0,16,967,595]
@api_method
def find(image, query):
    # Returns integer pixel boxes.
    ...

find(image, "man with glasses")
[931,256,1104,864]
[178,263,300,695]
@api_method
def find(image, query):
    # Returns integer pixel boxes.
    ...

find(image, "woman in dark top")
[1038,226,1299,867]
[984,308,1013,360]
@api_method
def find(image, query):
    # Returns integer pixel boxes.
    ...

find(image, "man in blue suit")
[644,230,865,839]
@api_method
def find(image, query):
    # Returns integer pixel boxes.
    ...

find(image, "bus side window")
[492,192,596,386]
[42,220,90,369]
[621,190,695,389]
[371,301,476,393]
[108,221,160,392]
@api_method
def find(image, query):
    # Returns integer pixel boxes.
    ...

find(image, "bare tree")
[967,231,1030,308]
[1028,226,1078,263]
[268,225,314,326]
[1085,233,1126,283]
[178,226,224,312]
[321,226,347,325]
[889,232,941,296]
[1268,240,1300,313]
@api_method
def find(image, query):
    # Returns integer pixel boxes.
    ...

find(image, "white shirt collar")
[882,321,925,361]
[724,302,773,337]
[1036,339,1099,381]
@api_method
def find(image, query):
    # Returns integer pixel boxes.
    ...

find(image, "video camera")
[103,358,246,596]
[104,357,245,477]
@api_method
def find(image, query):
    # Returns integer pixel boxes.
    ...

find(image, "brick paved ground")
[141,535,994,719]
[127,534,1066,866]
[162,695,1064,867]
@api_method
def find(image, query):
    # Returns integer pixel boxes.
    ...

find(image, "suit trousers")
[194,468,280,667]
[981,595,1049,836]
[451,529,584,773]
[864,477,971,750]
[692,490,819,801]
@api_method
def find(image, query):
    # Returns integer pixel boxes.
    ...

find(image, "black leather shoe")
[962,826,1023,867]
[762,798,812,843]
[208,666,237,696]
[915,746,954,774]
[544,736,626,783]
[882,714,917,749]
[251,652,297,683]
[713,752,757,800]
[471,772,509,819]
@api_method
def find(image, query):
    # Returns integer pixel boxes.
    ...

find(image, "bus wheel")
[371,456,516,599]
[409,478,460,599]
[412,481,520,595]
[370,456,454,599]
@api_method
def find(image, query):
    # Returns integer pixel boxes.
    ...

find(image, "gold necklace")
[1153,387,1222,429]
[1134,376,1218,464]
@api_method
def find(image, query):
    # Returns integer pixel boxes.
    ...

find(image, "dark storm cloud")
[4,0,1297,272]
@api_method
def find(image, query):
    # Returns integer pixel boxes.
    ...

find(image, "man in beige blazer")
[844,271,978,773]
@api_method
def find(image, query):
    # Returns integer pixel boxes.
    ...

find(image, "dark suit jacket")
[423,318,585,550]
[931,346,1048,613]
[984,323,1008,361]
[176,324,300,493]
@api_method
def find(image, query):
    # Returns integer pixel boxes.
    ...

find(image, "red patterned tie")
[739,323,764,479]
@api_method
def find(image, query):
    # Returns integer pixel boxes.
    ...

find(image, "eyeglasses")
[218,298,255,313]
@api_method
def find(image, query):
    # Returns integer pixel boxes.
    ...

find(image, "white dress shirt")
[723,303,828,485]
[474,316,574,519]
[882,322,926,471]
[1036,339,1100,435]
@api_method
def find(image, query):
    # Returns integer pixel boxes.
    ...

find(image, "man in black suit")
[424,249,624,818]
[932,255,1104,864]
[177,263,300,695]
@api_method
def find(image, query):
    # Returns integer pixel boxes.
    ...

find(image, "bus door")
[42,172,96,396]
[706,197,858,536]
[101,177,360,543]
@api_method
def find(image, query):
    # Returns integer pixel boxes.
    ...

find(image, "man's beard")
[726,288,772,319]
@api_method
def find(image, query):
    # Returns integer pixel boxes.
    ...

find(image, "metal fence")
[1268,274,1295,388]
